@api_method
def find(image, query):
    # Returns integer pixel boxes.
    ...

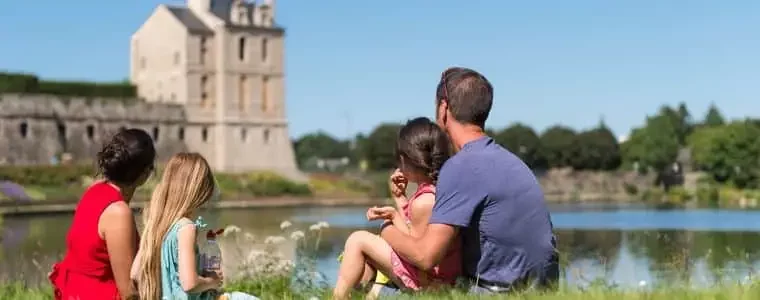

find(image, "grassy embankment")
[0,165,381,204]
[1,277,760,300]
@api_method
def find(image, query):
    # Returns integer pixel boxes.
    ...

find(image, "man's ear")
[440,101,448,127]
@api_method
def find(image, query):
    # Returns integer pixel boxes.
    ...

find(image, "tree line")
[293,103,760,189]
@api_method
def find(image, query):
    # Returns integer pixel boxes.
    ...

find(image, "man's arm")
[380,222,458,271]
[381,158,482,271]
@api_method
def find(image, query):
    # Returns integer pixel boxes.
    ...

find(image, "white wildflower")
[280,220,292,230]
[223,225,241,236]
[638,280,647,287]
[317,221,330,229]
[309,224,321,231]
[290,230,305,241]
[264,235,286,244]
[244,232,256,241]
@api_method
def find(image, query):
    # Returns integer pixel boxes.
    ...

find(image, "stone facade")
[0,94,187,165]
[0,0,302,179]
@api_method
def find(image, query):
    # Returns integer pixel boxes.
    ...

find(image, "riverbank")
[0,196,386,216]
[2,277,760,300]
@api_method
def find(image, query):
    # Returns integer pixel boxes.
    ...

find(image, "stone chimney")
[188,0,211,13]
[257,0,275,27]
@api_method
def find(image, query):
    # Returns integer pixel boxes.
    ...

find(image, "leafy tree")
[485,128,497,137]
[703,104,726,127]
[688,121,760,188]
[621,114,680,172]
[539,125,577,169]
[660,103,693,145]
[494,123,546,169]
[364,123,402,170]
[293,132,351,167]
[569,124,621,171]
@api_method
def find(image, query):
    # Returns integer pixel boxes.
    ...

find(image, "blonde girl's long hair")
[136,152,216,300]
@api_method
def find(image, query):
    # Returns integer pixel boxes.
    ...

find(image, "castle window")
[152,126,160,142]
[19,122,28,139]
[178,127,185,140]
[173,52,180,66]
[140,57,146,69]
[261,76,269,112]
[238,37,246,61]
[263,128,270,144]
[238,75,247,110]
[57,123,67,151]
[86,125,95,140]
[170,93,176,102]
[201,127,208,142]
[241,128,247,142]
[200,75,209,107]
[200,37,207,65]
[261,38,268,61]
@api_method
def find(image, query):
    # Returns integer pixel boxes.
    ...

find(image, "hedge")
[0,165,312,198]
[0,164,95,186]
[0,72,136,98]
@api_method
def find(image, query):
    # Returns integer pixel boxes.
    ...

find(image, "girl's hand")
[388,169,408,198]
[367,206,396,221]
[206,271,224,290]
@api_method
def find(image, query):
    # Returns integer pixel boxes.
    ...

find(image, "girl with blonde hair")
[131,152,258,300]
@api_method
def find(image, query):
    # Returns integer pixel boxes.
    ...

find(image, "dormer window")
[232,1,249,25]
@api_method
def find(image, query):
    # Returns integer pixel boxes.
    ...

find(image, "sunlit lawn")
[3,277,760,300]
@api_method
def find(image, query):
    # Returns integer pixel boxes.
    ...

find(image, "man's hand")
[388,168,408,198]
[366,206,396,221]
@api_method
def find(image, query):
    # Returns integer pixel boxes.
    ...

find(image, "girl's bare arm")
[407,193,435,238]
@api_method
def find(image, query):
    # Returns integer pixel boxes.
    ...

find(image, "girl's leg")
[360,263,377,287]
[333,231,398,300]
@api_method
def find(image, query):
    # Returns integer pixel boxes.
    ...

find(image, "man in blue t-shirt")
[380,67,558,294]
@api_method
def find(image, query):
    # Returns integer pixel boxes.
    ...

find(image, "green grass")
[4,277,760,300]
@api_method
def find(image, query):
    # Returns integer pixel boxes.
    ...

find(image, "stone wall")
[538,168,657,202]
[0,93,189,165]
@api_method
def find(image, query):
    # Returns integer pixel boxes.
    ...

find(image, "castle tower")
[130,0,301,178]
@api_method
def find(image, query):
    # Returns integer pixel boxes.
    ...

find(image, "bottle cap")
[206,229,225,240]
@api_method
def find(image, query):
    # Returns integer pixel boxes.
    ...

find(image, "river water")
[2,203,760,288]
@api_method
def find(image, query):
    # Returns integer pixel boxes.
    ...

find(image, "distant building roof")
[166,6,213,34]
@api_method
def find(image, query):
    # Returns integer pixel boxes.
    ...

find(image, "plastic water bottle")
[202,229,222,273]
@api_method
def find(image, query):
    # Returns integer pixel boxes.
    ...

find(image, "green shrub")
[244,172,311,196]
[0,71,136,98]
[665,187,692,205]
[696,185,720,207]
[641,188,665,202]
[622,183,639,195]
[215,172,312,198]
[0,164,94,186]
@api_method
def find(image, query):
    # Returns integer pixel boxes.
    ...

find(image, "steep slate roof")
[166,6,213,34]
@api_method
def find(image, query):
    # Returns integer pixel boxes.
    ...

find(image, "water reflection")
[2,207,760,288]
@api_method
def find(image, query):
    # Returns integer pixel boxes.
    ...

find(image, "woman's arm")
[408,193,435,238]
[130,249,142,281]
[177,224,222,293]
[101,202,138,300]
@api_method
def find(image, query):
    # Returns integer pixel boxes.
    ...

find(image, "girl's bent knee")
[345,230,374,248]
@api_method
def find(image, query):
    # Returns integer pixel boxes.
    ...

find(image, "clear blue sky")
[1,1,758,139]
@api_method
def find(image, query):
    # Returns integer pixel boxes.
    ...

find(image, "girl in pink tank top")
[333,117,460,299]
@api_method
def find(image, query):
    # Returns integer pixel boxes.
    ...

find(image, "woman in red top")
[49,128,156,300]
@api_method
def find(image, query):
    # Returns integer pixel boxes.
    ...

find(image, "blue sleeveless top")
[161,218,215,300]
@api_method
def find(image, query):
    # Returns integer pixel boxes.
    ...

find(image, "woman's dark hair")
[97,128,156,185]
[395,117,452,183]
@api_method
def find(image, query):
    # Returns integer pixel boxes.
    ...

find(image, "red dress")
[49,182,136,300]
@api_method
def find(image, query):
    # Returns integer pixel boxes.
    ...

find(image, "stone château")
[0,0,301,178]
